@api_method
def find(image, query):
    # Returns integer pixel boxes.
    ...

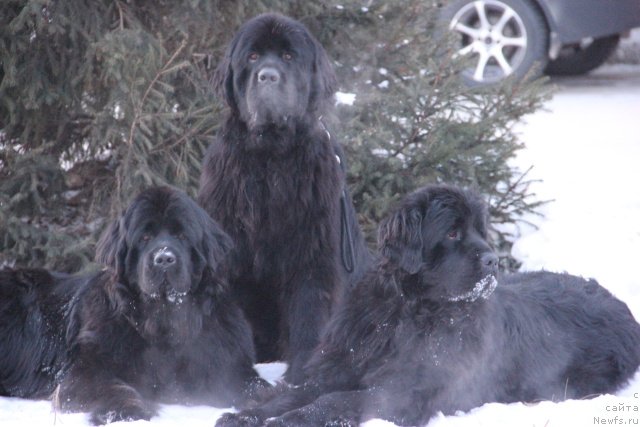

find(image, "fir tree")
[0,0,548,271]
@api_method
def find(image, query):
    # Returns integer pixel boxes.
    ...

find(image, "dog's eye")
[447,230,461,241]
[141,234,151,242]
[282,52,293,61]
[248,52,259,61]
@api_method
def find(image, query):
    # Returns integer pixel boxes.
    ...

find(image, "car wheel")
[545,35,620,76]
[440,0,549,85]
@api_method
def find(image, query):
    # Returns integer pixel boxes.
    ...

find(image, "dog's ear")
[200,218,234,276]
[378,205,424,274]
[211,36,239,110]
[95,216,128,281]
[309,37,338,112]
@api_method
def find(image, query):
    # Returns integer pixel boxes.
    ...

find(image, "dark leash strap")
[340,186,356,274]
[319,118,356,274]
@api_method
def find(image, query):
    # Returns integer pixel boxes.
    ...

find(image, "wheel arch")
[519,0,558,58]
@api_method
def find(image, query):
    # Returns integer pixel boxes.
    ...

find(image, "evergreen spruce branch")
[116,38,189,204]
[115,0,125,30]
[488,165,548,226]
[156,120,216,153]
[126,38,187,147]
[492,166,533,211]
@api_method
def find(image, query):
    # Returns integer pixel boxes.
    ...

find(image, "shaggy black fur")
[216,185,640,427]
[0,187,268,424]
[198,13,370,383]
[0,268,85,398]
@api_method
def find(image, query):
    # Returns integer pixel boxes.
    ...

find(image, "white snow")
[511,70,640,322]
[336,91,357,105]
[2,65,640,426]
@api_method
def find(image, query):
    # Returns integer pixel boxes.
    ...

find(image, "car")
[439,0,640,85]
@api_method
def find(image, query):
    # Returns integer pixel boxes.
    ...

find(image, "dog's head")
[96,186,232,307]
[378,185,498,302]
[213,13,337,130]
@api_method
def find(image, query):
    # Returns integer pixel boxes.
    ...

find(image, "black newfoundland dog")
[216,185,640,427]
[0,187,267,424]
[198,13,370,383]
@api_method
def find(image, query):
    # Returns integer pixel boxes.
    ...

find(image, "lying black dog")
[198,13,370,383]
[216,184,640,427]
[0,186,268,424]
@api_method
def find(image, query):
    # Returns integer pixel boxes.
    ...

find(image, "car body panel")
[537,0,640,44]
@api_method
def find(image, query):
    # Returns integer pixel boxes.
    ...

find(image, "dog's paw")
[241,376,273,406]
[265,411,357,427]
[215,412,263,427]
[90,403,154,425]
[324,416,358,427]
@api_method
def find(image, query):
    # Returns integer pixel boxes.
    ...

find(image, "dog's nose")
[257,67,280,84]
[481,252,499,274]
[153,247,177,269]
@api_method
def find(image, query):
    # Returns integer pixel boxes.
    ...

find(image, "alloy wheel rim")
[449,0,528,82]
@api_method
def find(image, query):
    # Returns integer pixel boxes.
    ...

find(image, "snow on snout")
[166,289,188,305]
[147,290,188,304]
[448,275,498,303]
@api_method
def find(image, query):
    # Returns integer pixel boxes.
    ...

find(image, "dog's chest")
[232,150,341,235]
[407,305,487,368]
[246,162,312,207]
[136,341,213,402]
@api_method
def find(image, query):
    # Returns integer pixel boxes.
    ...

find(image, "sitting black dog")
[216,184,640,427]
[0,187,268,424]
[198,13,371,384]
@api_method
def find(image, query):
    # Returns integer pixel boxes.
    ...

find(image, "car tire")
[440,0,549,85]
[545,35,620,76]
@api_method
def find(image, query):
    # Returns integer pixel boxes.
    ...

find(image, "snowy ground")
[2,66,640,427]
